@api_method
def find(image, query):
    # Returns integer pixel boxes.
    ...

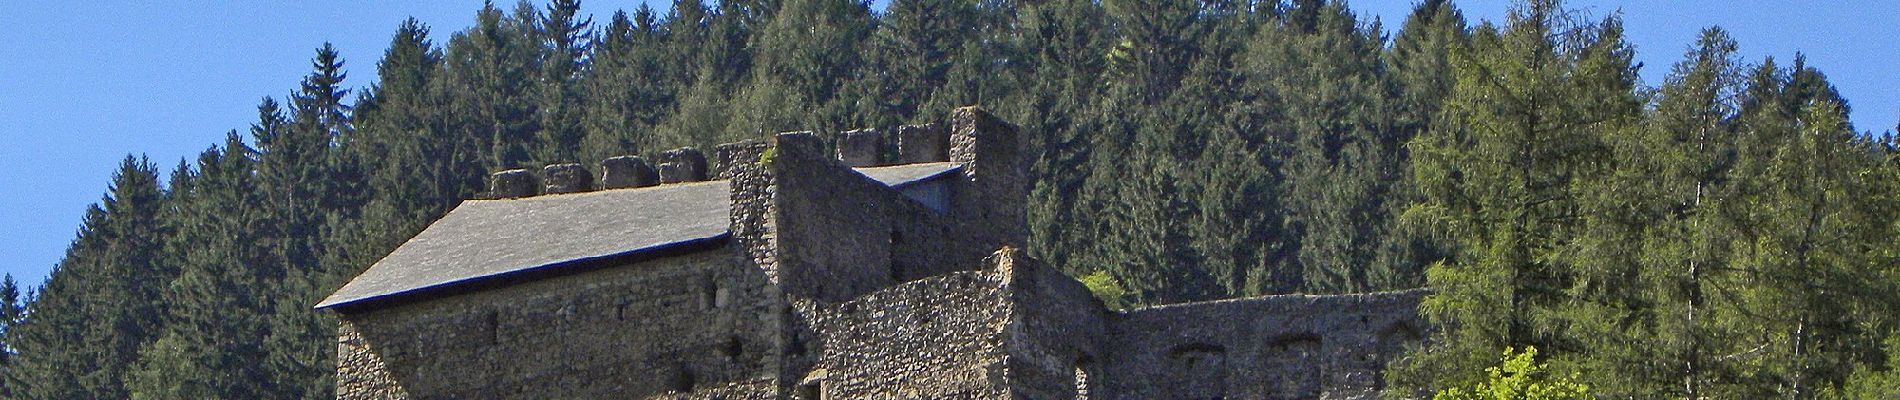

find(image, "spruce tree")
[1393,0,1640,389]
[129,134,275,399]
[8,157,171,400]
[534,0,592,164]
[581,7,670,166]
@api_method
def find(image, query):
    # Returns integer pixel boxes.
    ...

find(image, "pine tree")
[1715,58,1899,399]
[444,2,541,170]
[739,0,875,136]
[129,134,275,399]
[534,0,592,164]
[1019,0,1110,282]
[1244,0,1406,294]
[581,7,670,166]
[8,157,171,400]
[0,275,24,397]
[861,0,981,126]
[1393,0,1640,390]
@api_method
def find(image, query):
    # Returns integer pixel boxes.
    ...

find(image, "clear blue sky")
[2,1,1895,290]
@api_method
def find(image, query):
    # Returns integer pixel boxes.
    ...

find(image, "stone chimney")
[490,169,539,199]
[542,163,593,194]
[896,123,948,164]
[600,156,659,189]
[658,147,708,183]
[836,129,884,167]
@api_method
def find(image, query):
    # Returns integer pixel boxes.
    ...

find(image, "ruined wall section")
[993,248,1113,400]
[334,250,782,400]
[796,248,1122,400]
[762,132,1012,304]
[719,138,809,392]
[765,133,897,302]
[805,270,1013,399]
[947,106,1028,247]
[1100,290,1429,400]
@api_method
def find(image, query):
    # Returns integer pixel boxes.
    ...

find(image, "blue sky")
[1,1,1895,289]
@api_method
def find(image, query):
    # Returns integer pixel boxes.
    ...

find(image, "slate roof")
[856,161,960,188]
[317,162,961,310]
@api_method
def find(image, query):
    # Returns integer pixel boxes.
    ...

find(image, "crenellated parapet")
[477,110,972,200]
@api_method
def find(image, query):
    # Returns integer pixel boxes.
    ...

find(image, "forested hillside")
[4,0,1898,398]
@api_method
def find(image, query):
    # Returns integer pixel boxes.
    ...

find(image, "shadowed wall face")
[334,251,781,399]
[1101,291,1429,400]
[759,132,1008,304]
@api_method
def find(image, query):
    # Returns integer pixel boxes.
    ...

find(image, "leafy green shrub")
[1077,270,1130,310]
[1433,346,1590,400]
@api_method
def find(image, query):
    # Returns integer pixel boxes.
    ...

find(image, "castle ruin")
[316,107,1427,399]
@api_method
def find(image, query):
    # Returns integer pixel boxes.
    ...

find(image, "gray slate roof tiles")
[317,162,960,310]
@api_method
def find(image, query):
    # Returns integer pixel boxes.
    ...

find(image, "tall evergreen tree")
[858,0,983,127]
[534,0,592,164]
[1393,0,1640,390]
[8,157,171,400]
[0,274,22,392]
[129,134,275,399]
[737,0,875,137]
[1019,0,1110,280]
[581,7,671,165]
[444,2,541,170]
[1244,0,1407,294]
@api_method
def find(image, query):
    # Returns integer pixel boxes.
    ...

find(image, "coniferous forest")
[5,0,1900,398]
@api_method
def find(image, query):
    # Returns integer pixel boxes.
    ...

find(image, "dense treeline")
[3,0,1897,398]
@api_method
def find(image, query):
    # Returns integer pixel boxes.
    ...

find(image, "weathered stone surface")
[763,132,1005,303]
[1102,290,1429,400]
[659,147,709,183]
[600,156,659,189]
[489,169,537,199]
[541,163,593,194]
[713,141,755,180]
[897,122,948,163]
[335,250,782,400]
[807,269,1012,399]
[949,106,1029,246]
[835,128,884,167]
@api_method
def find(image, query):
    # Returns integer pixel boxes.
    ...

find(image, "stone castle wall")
[335,250,781,399]
[796,248,1105,400]
[759,132,1012,304]
[1100,290,1429,400]
[804,271,1013,399]
[717,126,1028,394]
[994,249,1112,400]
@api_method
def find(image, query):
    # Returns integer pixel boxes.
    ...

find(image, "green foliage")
[1077,270,1132,310]
[1825,336,1900,399]
[758,145,778,167]
[1433,347,1591,400]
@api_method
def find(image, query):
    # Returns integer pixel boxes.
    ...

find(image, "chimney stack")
[600,156,659,189]
[490,169,539,199]
[542,163,593,194]
[658,147,708,183]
